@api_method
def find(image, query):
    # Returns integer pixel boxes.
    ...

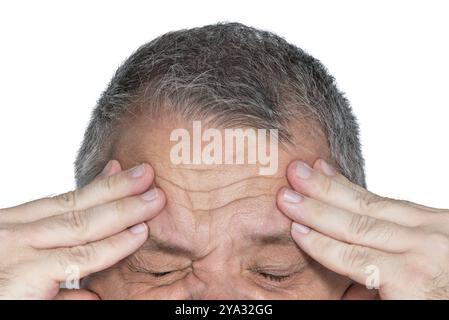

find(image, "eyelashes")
[257,272,292,282]
[149,270,292,285]
[249,266,294,283]
[126,261,178,278]
[150,271,174,277]
[148,270,292,283]
[128,261,293,284]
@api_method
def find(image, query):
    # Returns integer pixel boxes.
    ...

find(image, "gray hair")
[75,22,366,188]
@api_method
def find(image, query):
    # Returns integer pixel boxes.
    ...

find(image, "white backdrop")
[0,0,448,208]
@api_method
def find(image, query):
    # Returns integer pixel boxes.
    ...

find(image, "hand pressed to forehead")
[86,119,350,299]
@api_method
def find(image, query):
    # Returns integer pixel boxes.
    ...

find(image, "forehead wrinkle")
[168,194,276,215]
[155,172,284,212]
[154,165,285,191]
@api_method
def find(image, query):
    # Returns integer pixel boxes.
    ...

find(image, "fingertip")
[97,159,122,179]
[291,222,311,235]
[129,222,148,235]
[276,186,288,205]
[137,163,155,185]
[290,224,307,246]
[122,163,156,195]
[285,160,312,194]
[276,187,291,217]
[139,187,167,222]
[285,161,297,185]
[312,158,322,171]
[108,160,122,176]
[142,162,155,179]
[290,223,314,250]
[317,159,337,177]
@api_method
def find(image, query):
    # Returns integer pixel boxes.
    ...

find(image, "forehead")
[113,117,329,255]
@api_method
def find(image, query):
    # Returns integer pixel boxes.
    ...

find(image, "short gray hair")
[75,22,365,188]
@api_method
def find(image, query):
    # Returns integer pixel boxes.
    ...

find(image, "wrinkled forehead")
[112,117,329,253]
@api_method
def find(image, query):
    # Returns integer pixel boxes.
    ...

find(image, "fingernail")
[141,188,158,201]
[128,164,145,178]
[292,222,310,234]
[283,189,303,203]
[320,159,337,176]
[296,161,312,179]
[129,223,147,234]
[100,160,113,175]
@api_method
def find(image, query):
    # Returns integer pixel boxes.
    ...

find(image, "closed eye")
[126,261,177,277]
[149,271,174,277]
[258,272,291,282]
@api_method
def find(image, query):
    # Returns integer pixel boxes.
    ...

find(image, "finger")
[17,188,165,248]
[96,159,122,180]
[313,159,366,193]
[278,188,420,252]
[1,162,155,223]
[286,159,426,226]
[54,289,100,300]
[290,223,397,289]
[44,222,149,282]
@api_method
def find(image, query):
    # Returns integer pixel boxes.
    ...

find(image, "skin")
[0,162,165,299]
[0,118,448,299]
[279,159,449,299]
[87,118,351,299]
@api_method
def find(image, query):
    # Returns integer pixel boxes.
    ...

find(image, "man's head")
[75,22,365,299]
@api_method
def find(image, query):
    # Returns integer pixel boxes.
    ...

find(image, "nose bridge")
[189,241,247,299]
[201,287,243,300]
[189,272,248,300]
[193,224,235,266]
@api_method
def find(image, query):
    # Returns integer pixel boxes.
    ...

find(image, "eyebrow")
[139,230,296,257]
[247,231,297,246]
[140,234,195,256]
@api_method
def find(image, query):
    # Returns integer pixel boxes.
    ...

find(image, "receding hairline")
[74,22,365,189]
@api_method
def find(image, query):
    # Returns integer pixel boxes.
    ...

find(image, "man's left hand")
[277,159,449,299]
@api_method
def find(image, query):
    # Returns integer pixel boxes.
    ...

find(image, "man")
[0,23,448,299]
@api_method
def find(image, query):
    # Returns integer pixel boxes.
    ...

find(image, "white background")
[0,0,448,208]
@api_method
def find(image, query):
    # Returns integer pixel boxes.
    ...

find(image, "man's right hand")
[0,160,165,299]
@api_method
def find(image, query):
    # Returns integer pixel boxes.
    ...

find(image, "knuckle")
[373,223,396,243]
[110,200,125,225]
[314,199,327,212]
[320,176,333,197]
[113,198,125,216]
[103,175,116,193]
[60,244,96,267]
[341,245,369,270]
[355,192,386,213]
[315,236,332,254]
[311,201,331,221]
[348,214,376,241]
[63,210,89,235]
[53,191,77,210]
